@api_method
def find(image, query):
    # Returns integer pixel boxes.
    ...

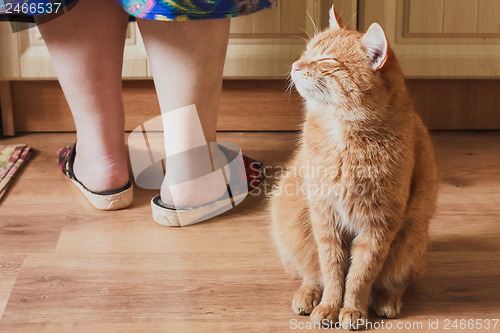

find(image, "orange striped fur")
[269,5,438,330]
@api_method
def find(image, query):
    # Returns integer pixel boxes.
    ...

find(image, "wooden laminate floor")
[0,132,499,333]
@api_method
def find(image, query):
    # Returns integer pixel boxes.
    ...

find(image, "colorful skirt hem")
[0,0,277,22]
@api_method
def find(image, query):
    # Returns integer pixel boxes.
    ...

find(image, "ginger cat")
[270,5,438,330]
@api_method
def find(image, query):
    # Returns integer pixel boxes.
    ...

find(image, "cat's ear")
[329,5,346,30]
[361,23,388,70]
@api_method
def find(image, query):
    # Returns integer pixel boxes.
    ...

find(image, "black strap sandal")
[57,143,133,210]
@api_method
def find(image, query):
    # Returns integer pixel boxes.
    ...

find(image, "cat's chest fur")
[300,113,410,232]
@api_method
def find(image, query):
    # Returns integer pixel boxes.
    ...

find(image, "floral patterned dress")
[0,0,277,21]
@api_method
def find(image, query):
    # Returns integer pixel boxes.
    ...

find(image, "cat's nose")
[292,61,304,72]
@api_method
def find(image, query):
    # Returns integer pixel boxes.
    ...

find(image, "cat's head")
[292,5,395,111]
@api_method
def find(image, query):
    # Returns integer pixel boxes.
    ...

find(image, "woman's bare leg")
[137,18,230,207]
[35,0,130,192]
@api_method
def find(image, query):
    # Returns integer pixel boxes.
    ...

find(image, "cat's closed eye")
[314,57,338,63]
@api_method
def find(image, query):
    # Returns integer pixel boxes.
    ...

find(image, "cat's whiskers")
[285,72,295,103]
[299,28,312,41]
[285,68,295,90]
[306,11,318,35]
[315,81,363,115]
[313,81,336,110]
[345,12,358,29]
[290,35,311,44]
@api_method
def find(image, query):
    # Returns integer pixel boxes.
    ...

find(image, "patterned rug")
[0,144,32,201]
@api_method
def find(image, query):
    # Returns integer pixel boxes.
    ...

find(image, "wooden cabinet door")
[225,0,332,78]
[359,0,500,78]
[0,21,147,79]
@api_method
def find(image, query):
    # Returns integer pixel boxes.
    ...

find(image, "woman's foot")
[152,148,264,227]
[159,144,230,209]
[72,142,130,193]
[58,143,134,210]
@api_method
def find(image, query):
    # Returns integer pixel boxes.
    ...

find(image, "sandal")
[57,143,134,211]
[151,146,265,227]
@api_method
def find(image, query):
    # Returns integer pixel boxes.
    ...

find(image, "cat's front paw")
[309,303,339,325]
[373,297,402,319]
[372,289,403,319]
[292,285,322,315]
[339,307,368,331]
